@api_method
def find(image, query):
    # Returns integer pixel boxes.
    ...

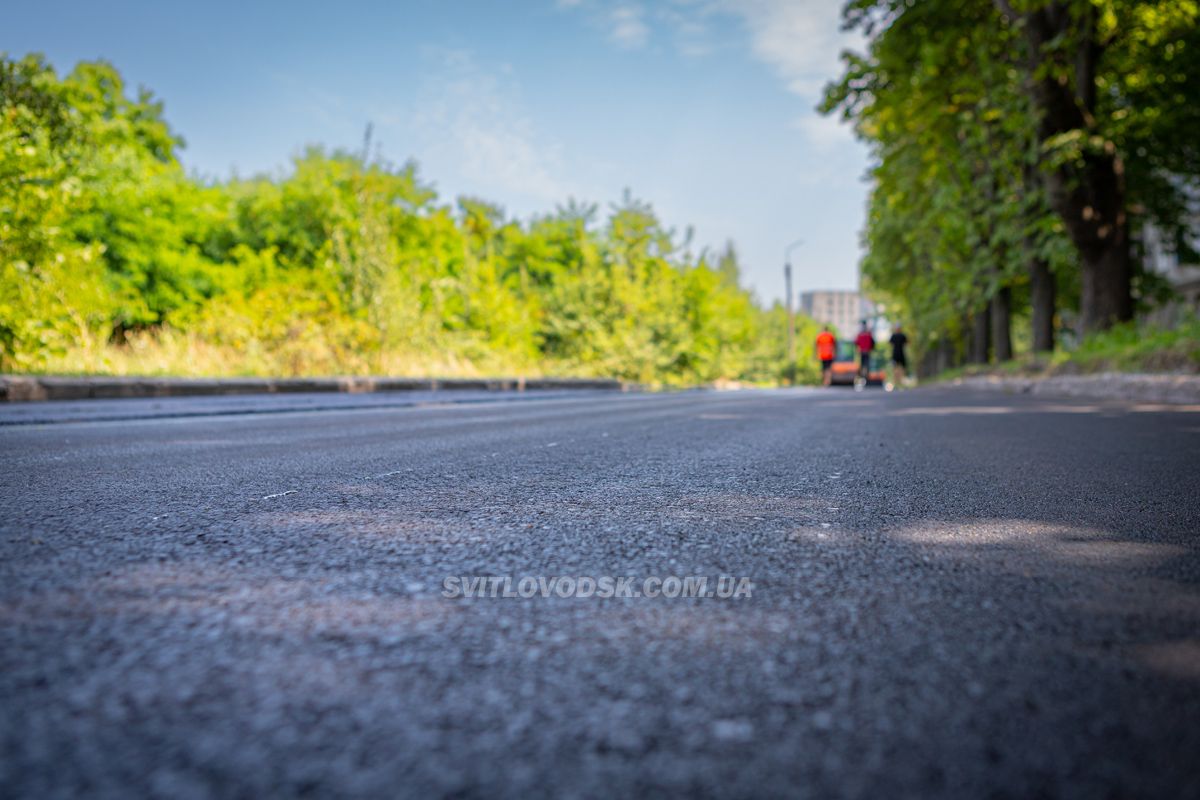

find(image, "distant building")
[799,290,877,338]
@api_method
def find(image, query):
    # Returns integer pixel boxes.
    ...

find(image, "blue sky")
[4,0,869,303]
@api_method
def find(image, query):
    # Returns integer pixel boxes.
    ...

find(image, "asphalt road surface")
[2,387,1198,798]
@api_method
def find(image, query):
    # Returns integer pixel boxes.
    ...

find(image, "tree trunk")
[948,334,964,370]
[969,306,991,364]
[1029,256,1056,352]
[918,340,941,379]
[941,337,957,373]
[991,287,1013,362]
[919,336,958,378]
[1051,148,1134,333]
[1000,0,1134,333]
[1079,232,1133,331]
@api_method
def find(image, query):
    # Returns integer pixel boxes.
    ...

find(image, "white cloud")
[560,0,853,98]
[658,1,723,57]
[411,49,567,205]
[791,110,854,151]
[557,0,859,151]
[270,72,347,127]
[609,5,651,48]
[719,0,853,99]
[555,0,653,50]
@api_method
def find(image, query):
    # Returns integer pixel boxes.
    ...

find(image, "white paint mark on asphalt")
[366,470,406,480]
[889,406,1016,416]
[261,490,298,500]
[1131,404,1200,413]
[712,719,755,742]
[546,442,559,448]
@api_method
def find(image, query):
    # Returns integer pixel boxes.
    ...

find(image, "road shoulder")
[948,372,1200,404]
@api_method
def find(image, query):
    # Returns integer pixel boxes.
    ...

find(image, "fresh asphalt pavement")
[1,387,1198,798]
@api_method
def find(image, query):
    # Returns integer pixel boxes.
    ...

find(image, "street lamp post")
[784,239,804,385]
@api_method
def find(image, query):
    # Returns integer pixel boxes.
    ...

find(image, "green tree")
[824,0,1199,368]
[2,53,811,385]
[994,0,1200,332]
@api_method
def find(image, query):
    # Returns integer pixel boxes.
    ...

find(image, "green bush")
[1,54,820,385]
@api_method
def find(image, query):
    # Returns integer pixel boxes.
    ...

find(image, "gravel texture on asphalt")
[1,387,1198,799]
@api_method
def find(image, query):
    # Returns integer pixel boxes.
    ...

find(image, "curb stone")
[950,372,1200,405]
[0,375,632,403]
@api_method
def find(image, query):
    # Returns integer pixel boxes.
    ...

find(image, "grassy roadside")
[934,316,1200,382]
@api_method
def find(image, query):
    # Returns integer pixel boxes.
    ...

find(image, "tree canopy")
[823,0,1200,368]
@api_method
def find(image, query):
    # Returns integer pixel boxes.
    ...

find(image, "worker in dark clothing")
[889,325,909,391]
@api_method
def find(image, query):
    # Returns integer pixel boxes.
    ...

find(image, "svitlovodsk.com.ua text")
[442,575,754,599]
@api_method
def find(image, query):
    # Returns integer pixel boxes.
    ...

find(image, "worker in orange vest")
[815,325,837,387]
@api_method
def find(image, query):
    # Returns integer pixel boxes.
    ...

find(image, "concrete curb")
[950,372,1200,405]
[0,375,632,403]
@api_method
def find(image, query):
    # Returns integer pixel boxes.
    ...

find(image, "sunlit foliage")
[2,55,809,385]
